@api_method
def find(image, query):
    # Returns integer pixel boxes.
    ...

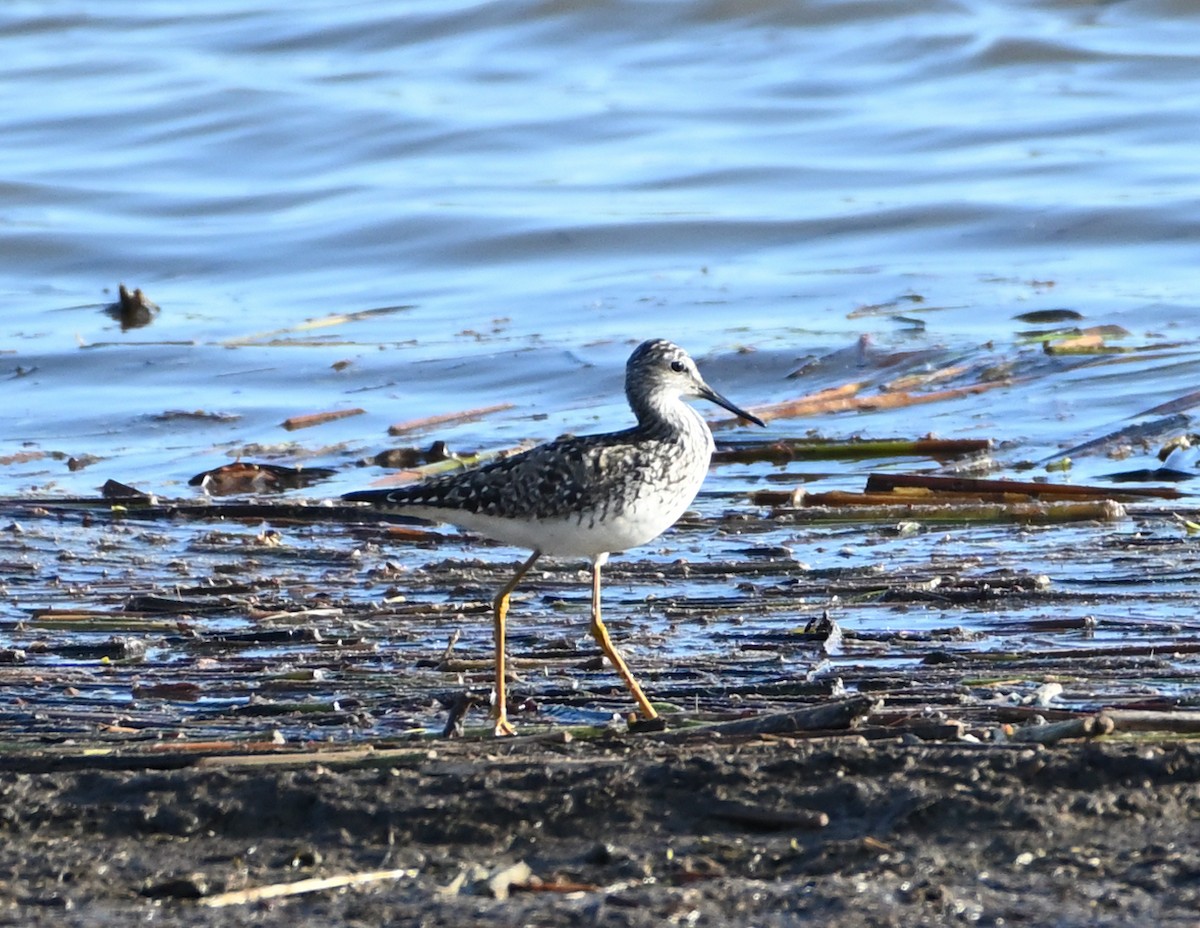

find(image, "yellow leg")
[492,551,540,737]
[589,558,658,721]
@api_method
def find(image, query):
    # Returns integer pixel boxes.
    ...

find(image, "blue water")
[2,0,1200,496]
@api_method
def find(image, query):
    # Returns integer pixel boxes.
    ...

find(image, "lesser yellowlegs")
[344,339,765,735]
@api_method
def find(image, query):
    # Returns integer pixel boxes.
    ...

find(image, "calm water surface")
[1,0,1198,498]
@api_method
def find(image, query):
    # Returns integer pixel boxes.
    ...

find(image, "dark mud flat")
[2,738,1199,926]
[2,495,1200,925]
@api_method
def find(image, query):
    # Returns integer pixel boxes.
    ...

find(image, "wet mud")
[2,737,1199,925]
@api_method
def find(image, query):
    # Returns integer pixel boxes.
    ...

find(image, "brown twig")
[388,402,515,437]
[281,408,366,431]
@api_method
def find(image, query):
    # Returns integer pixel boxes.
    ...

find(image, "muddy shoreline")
[2,736,1198,925]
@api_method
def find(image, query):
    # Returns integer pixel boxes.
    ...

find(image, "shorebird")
[344,339,765,735]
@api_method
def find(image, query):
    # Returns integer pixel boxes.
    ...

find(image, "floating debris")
[281,408,365,431]
[66,454,102,472]
[1013,309,1083,324]
[785,493,1127,525]
[221,305,416,348]
[713,437,991,465]
[1046,414,1191,465]
[101,479,152,500]
[1137,389,1200,418]
[104,284,160,331]
[1039,325,1179,356]
[151,409,242,423]
[863,472,1181,501]
[712,377,1010,428]
[371,441,457,470]
[188,462,337,495]
[387,402,516,437]
[0,450,46,466]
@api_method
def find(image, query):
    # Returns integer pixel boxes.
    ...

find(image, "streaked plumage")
[345,339,764,734]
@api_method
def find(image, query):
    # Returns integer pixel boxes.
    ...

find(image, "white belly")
[401,470,703,559]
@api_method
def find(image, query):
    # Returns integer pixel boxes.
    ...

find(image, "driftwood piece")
[712,437,991,465]
[645,696,879,742]
[1009,714,1115,744]
[281,408,366,431]
[1105,709,1200,734]
[388,402,515,436]
[865,472,1181,501]
[789,494,1128,525]
[198,867,416,907]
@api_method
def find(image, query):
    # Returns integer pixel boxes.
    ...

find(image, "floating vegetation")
[1,478,1198,757]
[188,462,338,495]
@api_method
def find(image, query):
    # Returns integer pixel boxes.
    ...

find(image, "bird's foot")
[493,717,516,737]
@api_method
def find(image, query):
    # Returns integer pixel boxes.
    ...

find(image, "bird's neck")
[630,392,711,446]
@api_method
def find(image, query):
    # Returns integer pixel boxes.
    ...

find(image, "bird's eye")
[669,360,686,373]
